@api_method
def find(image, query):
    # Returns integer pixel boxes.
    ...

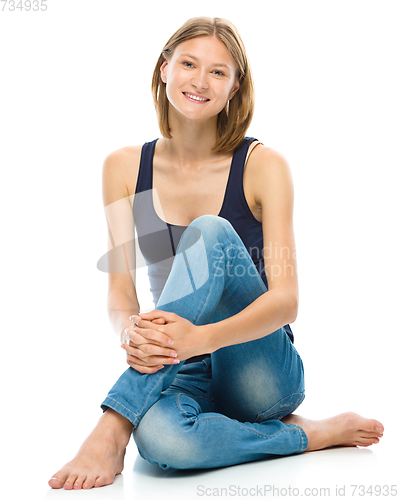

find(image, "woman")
[49,16,384,490]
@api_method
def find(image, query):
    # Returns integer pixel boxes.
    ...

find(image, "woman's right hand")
[121,317,179,374]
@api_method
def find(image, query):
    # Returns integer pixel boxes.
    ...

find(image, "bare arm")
[102,149,141,341]
[102,148,178,372]
[203,145,298,351]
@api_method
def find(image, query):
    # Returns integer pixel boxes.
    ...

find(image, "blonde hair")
[151,17,255,153]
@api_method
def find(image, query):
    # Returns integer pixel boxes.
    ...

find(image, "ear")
[229,80,240,100]
[160,60,168,84]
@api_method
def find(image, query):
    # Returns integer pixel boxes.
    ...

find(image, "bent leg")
[133,360,307,471]
[101,215,275,428]
[211,328,305,424]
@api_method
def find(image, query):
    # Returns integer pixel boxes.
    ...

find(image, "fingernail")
[171,352,177,357]
[173,359,180,364]
[375,426,383,433]
[157,365,164,370]
[129,315,134,320]
[121,344,125,349]
[168,340,173,345]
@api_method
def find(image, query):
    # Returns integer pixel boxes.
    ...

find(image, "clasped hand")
[121,310,203,374]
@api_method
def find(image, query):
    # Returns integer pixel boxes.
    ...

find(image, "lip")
[182,92,210,103]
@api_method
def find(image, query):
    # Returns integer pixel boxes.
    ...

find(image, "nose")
[190,68,209,90]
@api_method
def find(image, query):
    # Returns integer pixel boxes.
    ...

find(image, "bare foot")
[282,412,384,451]
[48,409,133,490]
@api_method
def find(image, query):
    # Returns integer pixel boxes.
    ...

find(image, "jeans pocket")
[255,391,305,423]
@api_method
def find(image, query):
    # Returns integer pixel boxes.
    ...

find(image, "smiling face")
[160,35,240,124]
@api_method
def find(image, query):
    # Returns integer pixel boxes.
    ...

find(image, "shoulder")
[246,142,294,207]
[102,145,144,203]
[102,145,143,176]
[247,142,291,177]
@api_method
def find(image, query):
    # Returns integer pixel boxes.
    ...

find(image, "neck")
[162,107,223,169]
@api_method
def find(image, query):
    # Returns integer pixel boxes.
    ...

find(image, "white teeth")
[184,92,208,101]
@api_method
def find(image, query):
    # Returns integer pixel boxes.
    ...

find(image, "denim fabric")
[101,215,307,469]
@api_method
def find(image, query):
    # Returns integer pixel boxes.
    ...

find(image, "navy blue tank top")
[133,137,294,363]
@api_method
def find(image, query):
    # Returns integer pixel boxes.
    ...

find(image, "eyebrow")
[178,53,230,69]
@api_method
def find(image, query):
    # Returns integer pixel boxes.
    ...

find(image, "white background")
[1,1,398,499]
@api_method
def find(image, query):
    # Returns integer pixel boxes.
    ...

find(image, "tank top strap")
[219,136,259,217]
[135,139,159,194]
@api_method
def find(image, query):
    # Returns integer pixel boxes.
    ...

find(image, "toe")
[48,467,71,490]
[94,474,113,488]
[357,436,379,447]
[73,474,87,490]
[82,476,98,489]
[48,475,64,489]
[366,418,384,434]
[64,473,78,490]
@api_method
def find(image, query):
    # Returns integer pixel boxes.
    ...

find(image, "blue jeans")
[101,215,307,470]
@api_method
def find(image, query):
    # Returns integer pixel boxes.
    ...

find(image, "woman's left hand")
[130,310,207,362]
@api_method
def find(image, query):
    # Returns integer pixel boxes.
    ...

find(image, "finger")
[126,330,171,349]
[124,327,167,348]
[125,354,151,366]
[139,310,177,322]
[138,342,175,358]
[152,318,166,325]
[126,353,167,367]
[134,342,178,358]
[130,314,166,326]
[132,318,165,331]
[124,344,155,360]
[129,324,174,346]
[126,331,149,346]
[127,353,180,366]
[123,342,177,360]
[126,360,164,374]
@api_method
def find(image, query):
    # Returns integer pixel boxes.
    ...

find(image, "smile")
[183,92,210,102]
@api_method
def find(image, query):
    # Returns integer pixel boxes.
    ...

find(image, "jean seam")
[258,403,302,422]
[193,413,303,441]
[168,383,212,402]
[203,358,214,402]
[137,380,165,419]
[175,392,199,422]
[102,397,139,427]
[255,392,306,422]
[195,244,237,325]
[288,424,308,452]
[203,357,212,378]
[229,243,267,291]
[195,256,223,325]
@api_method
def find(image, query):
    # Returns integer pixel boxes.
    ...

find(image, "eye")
[183,61,194,68]
[213,70,225,76]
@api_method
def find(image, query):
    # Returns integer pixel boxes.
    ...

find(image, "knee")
[190,214,233,235]
[183,215,236,253]
[133,394,203,470]
[176,215,235,266]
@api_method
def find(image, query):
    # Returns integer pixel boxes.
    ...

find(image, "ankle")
[99,409,133,437]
